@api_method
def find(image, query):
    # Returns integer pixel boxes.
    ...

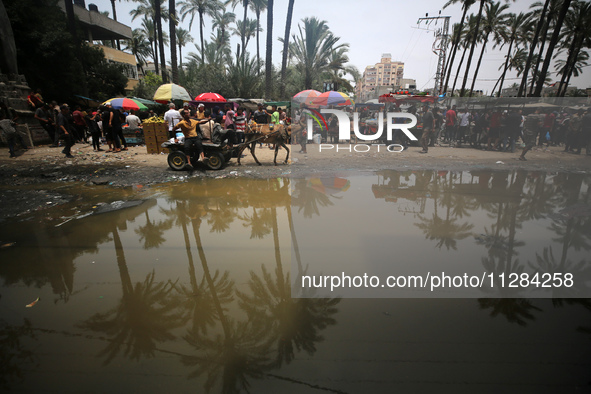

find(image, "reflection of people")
[174,109,204,166]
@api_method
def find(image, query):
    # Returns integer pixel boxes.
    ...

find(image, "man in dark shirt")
[253,104,268,124]
[504,108,522,153]
[57,105,75,158]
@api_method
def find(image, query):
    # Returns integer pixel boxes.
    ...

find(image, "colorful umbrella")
[153,83,192,103]
[194,92,226,102]
[292,89,321,104]
[102,98,146,111]
[130,97,161,108]
[307,177,351,195]
[310,91,354,107]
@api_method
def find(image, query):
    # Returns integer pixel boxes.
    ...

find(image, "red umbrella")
[194,92,226,102]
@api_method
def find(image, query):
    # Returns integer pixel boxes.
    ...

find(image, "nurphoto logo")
[304,109,418,153]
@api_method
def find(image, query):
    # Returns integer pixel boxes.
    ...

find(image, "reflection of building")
[356,54,404,102]
[58,0,138,92]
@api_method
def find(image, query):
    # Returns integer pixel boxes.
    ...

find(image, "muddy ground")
[0,141,589,220]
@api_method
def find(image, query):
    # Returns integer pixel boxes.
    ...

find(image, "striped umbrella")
[102,98,146,111]
[311,91,354,107]
[153,83,192,103]
[292,89,321,105]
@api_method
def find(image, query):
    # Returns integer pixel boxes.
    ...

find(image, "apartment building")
[356,54,404,102]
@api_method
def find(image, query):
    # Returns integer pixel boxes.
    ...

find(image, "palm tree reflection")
[79,223,184,365]
[237,206,340,367]
[181,213,272,393]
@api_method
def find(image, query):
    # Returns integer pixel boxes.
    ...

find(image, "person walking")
[420,105,434,154]
[57,105,75,158]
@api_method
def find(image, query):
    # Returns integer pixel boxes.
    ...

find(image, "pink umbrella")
[194,92,226,102]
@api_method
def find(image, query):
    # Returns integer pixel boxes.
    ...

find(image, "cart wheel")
[168,151,187,171]
[207,152,224,170]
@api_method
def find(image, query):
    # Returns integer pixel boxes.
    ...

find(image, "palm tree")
[534,0,573,96]
[264,0,273,98]
[175,27,193,68]
[442,0,476,94]
[518,0,550,96]
[492,47,527,96]
[459,0,486,97]
[169,0,178,83]
[212,10,236,50]
[324,48,358,93]
[556,51,589,96]
[179,0,223,64]
[155,0,168,82]
[468,1,509,97]
[555,1,591,97]
[451,15,477,96]
[497,12,530,97]
[278,0,296,98]
[249,0,267,70]
[110,0,123,49]
[526,0,562,96]
[290,17,349,90]
[231,18,259,58]
[226,0,250,59]
[132,1,169,77]
[140,17,158,75]
[227,54,264,98]
[123,29,153,75]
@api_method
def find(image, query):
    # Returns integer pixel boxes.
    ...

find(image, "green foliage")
[80,45,128,101]
[133,72,163,99]
[4,0,128,103]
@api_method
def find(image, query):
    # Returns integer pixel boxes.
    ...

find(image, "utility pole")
[417,13,450,96]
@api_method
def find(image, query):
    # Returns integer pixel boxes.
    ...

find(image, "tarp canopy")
[264,101,291,108]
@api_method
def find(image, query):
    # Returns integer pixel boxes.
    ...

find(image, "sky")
[93,0,591,95]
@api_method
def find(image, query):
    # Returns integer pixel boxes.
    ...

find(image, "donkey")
[237,123,290,166]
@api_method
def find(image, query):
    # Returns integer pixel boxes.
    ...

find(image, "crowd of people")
[414,104,591,160]
[292,103,591,160]
[4,93,590,164]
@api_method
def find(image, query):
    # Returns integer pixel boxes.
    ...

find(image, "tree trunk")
[497,37,514,97]
[178,42,183,69]
[560,37,584,97]
[169,0,178,84]
[153,39,159,76]
[265,0,273,98]
[241,1,248,59]
[155,0,168,83]
[451,42,468,96]
[199,12,205,64]
[556,30,583,97]
[256,10,261,71]
[460,0,485,97]
[443,7,469,94]
[528,12,551,96]
[534,0,572,97]
[469,33,488,97]
[64,0,77,40]
[279,0,295,99]
[518,0,549,97]
[0,0,18,74]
